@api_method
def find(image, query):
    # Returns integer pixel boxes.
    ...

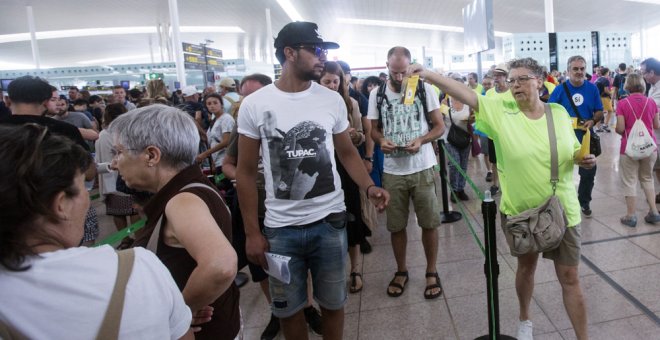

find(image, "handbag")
[503,104,568,256]
[562,82,601,157]
[446,99,472,149]
[624,98,657,160]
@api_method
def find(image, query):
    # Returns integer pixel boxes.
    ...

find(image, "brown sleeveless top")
[137,165,240,340]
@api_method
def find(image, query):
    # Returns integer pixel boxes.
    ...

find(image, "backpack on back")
[376,79,430,129]
[617,74,628,100]
[224,95,243,120]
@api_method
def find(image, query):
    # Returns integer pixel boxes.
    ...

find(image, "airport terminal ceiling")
[1,0,660,70]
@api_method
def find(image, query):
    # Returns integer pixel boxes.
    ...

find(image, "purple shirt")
[616,93,658,154]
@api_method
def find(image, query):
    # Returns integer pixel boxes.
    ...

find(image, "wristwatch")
[364,157,373,162]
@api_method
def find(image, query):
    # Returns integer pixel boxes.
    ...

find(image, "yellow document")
[403,75,419,105]
[577,129,591,160]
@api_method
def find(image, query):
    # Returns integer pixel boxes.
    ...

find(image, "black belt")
[295,212,346,228]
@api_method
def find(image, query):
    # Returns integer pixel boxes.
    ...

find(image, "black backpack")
[376,79,431,129]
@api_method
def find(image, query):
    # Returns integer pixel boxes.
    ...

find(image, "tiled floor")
[93,130,660,339]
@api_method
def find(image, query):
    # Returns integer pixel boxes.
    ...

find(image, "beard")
[389,76,402,93]
[300,69,321,82]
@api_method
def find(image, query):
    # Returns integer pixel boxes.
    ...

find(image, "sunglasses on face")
[296,45,328,57]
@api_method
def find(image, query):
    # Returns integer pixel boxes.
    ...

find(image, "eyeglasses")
[297,45,328,58]
[110,147,139,158]
[505,75,537,87]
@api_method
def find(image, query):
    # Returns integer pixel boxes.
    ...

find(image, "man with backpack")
[367,46,445,300]
[612,62,629,106]
[220,77,240,117]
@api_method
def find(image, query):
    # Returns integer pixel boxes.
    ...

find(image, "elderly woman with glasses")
[108,104,240,340]
[0,124,193,339]
[408,58,595,340]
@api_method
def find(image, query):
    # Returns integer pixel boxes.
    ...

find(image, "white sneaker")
[517,320,533,340]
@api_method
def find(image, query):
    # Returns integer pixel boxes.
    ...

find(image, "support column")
[26,6,41,69]
[149,35,155,64]
[544,0,554,33]
[157,23,165,63]
[168,0,186,86]
[265,8,275,65]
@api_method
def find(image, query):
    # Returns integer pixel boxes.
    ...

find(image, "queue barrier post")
[437,139,462,223]
[475,191,515,340]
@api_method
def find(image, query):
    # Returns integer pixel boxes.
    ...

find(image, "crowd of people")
[1,19,660,340]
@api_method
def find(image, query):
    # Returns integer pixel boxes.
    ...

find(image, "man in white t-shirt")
[220,77,240,114]
[236,22,389,340]
[368,46,445,300]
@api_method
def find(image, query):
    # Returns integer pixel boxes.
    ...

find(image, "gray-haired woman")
[409,59,594,340]
[108,104,241,340]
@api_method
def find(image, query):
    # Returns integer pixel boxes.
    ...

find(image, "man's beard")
[300,69,321,82]
[390,76,402,93]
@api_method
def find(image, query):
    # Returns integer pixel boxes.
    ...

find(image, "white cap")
[181,85,198,97]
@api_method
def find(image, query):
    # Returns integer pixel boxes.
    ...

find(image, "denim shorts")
[263,212,348,318]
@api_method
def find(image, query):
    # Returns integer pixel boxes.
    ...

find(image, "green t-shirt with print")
[476,95,582,227]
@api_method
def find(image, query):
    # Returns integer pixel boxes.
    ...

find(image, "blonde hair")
[146,79,168,99]
[624,73,646,94]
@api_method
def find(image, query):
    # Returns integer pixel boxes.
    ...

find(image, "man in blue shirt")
[549,55,603,218]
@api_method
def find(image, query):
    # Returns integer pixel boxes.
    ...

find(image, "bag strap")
[562,82,584,121]
[146,182,224,253]
[447,97,455,124]
[543,104,559,194]
[625,97,649,121]
[96,248,135,340]
[223,96,236,105]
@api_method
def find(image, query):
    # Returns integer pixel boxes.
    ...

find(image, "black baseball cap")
[274,21,339,50]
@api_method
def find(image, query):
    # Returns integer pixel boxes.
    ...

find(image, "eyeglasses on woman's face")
[505,75,537,87]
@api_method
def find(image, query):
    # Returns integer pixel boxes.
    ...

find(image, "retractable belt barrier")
[438,140,515,340]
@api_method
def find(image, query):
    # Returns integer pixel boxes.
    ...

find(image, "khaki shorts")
[383,168,441,232]
[501,213,581,266]
[620,152,657,197]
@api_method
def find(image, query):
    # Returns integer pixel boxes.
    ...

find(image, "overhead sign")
[183,42,204,55]
[145,73,164,80]
[462,0,495,54]
[182,42,224,72]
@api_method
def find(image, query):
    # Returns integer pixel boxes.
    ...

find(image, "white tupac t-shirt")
[0,246,191,339]
[367,83,440,175]
[238,82,349,228]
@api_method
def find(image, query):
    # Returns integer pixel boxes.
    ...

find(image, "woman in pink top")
[616,73,660,227]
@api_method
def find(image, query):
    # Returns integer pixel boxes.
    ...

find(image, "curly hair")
[508,58,545,78]
[0,124,92,271]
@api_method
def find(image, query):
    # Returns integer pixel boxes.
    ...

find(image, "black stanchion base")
[475,335,516,340]
[441,211,462,223]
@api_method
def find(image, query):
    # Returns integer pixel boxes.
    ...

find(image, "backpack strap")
[416,79,432,128]
[376,84,389,129]
[223,96,236,105]
[625,97,649,121]
[96,248,136,340]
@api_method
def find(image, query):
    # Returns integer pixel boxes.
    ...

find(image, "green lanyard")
[94,219,146,247]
